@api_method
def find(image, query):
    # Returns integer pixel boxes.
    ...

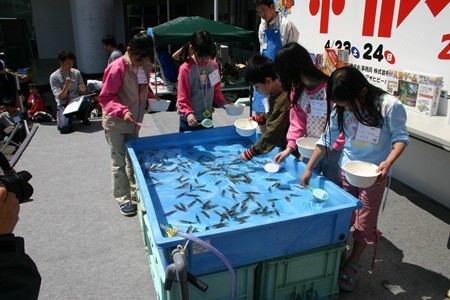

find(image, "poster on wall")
[283,0,450,114]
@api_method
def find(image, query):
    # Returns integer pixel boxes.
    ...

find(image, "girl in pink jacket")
[274,42,344,186]
[98,33,155,216]
[176,30,226,132]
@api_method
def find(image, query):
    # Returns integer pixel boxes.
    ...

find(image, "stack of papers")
[63,94,96,116]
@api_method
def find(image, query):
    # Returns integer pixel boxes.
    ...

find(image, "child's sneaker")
[120,202,137,216]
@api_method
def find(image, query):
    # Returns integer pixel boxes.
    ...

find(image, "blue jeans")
[57,97,93,134]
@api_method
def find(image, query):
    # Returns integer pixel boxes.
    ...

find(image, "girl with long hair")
[301,66,410,292]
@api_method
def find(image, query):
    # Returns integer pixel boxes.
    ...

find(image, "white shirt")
[258,13,299,53]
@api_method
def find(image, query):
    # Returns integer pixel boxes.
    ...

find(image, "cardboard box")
[322,48,349,75]
[322,48,338,75]
[315,53,323,70]
[338,49,349,68]
[386,69,443,115]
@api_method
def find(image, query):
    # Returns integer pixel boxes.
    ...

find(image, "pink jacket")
[177,58,226,121]
[99,53,154,133]
[286,82,344,151]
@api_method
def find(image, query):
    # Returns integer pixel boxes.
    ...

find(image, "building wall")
[114,0,126,47]
[70,0,114,74]
[29,0,254,73]
[31,0,74,59]
[190,0,230,22]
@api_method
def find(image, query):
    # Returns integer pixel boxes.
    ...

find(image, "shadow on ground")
[390,179,450,225]
[339,235,450,299]
[37,118,104,134]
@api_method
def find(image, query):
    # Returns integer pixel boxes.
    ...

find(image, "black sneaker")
[82,119,91,126]
[120,202,137,216]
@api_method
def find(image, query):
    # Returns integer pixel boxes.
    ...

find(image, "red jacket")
[27,93,45,116]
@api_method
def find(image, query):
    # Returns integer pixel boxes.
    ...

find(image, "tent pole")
[249,85,253,118]
[167,0,171,53]
[167,0,170,21]
[214,0,219,21]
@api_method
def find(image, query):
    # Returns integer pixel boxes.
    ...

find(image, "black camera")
[0,171,34,204]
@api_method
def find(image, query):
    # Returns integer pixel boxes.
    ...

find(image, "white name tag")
[310,100,327,117]
[137,68,147,84]
[208,69,220,87]
[355,123,381,144]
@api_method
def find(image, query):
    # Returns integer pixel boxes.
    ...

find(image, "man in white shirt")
[253,0,299,113]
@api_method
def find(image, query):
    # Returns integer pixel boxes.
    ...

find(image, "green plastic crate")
[256,243,345,300]
[137,197,148,249]
[144,216,256,300]
[153,263,256,300]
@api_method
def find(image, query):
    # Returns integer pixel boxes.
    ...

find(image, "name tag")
[208,69,220,86]
[355,123,381,144]
[310,100,327,117]
[137,68,147,84]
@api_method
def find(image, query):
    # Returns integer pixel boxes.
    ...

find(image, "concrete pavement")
[12,107,450,299]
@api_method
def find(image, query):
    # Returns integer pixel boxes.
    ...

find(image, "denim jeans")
[57,97,93,134]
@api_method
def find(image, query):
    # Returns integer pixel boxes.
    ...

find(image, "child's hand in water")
[300,169,312,187]
[241,148,255,161]
[274,148,292,164]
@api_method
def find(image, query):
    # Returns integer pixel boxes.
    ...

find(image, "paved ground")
[10,107,450,300]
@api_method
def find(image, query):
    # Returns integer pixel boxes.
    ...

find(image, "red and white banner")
[284,0,450,91]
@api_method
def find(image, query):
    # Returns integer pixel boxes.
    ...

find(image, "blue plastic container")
[127,126,361,276]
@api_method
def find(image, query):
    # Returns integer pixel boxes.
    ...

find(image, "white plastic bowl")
[234,119,258,137]
[224,103,245,116]
[312,188,329,201]
[264,163,280,173]
[342,161,381,188]
[296,137,319,158]
[148,98,171,112]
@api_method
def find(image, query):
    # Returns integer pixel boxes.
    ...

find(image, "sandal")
[338,261,361,292]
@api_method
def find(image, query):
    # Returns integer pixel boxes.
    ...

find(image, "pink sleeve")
[176,63,194,117]
[98,58,129,118]
[211,60,227,107]
[332,132,345,151]
[286,104,307,149]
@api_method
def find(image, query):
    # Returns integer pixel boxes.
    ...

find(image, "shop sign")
[282,0,450,91]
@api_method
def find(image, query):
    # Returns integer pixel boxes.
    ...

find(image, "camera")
[0,171,34,204]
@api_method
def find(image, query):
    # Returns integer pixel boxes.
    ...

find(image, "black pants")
[0,236,41,300]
